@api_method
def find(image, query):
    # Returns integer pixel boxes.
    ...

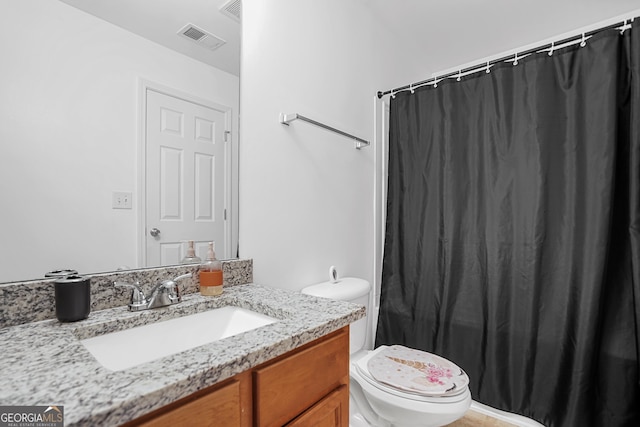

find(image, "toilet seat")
[352,346,469,404]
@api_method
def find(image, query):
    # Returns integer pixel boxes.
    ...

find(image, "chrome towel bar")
[279,112,370,149]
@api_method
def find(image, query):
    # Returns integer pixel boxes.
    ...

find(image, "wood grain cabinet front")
[253,328,349,426]
[124,326,349,427]
[125,378,244,427]
[286,385,349,427]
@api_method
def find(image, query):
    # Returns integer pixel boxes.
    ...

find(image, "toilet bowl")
[349,347,471,427]
[301,276,471,427]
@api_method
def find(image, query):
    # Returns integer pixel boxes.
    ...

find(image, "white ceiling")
[59,0,640,82]
[60,0,241,76]
[365,0,640,85]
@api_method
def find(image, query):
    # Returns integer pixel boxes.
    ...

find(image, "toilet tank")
[301,278,371,355]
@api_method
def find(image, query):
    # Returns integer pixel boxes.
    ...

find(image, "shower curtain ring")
[486,61,491,73]
[433,77,438,88]
[617,19,632,34]
[513,52,519,66]
[457,70,462,82]
[580,33,587,47]
[410,84,415,94]
[548,42,555,56]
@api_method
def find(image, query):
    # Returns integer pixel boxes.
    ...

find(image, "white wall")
[239,0,399,290]
[0,0,239,282]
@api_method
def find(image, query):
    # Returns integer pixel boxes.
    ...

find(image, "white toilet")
[302,276,471,427]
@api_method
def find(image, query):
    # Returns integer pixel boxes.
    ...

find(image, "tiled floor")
[444,410,519,427]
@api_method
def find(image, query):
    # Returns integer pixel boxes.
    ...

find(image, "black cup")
[54,275,91,322]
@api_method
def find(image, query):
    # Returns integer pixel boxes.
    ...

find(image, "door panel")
[160,242,182,266]
[160,146,183,220]
[194,153,214,220]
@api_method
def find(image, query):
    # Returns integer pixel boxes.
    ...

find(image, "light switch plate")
[112,192,133,209]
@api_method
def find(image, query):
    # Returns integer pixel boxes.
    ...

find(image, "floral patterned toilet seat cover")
[367,345,470,396]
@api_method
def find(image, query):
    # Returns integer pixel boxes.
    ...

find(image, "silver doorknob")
[149,228,161,237]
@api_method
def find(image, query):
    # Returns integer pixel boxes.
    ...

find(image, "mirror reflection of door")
[145,88,230,266]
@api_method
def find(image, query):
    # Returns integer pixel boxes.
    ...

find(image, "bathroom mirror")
[0,0,241,283]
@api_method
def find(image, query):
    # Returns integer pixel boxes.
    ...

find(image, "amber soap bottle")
[199,242,223,296]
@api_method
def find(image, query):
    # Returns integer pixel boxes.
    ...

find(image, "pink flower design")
[422,362,453,385]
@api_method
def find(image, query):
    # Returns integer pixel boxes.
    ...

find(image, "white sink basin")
[80,306,278,371]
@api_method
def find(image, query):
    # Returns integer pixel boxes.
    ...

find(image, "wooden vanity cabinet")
[123,326,349,427]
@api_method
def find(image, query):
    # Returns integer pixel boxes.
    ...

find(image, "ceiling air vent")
[220,0,241,23]
[177,23,226,51]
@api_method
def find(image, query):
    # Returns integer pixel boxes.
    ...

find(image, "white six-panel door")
[145,89,229,266]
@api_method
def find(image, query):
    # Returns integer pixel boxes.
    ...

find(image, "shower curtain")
[376,26,640,427]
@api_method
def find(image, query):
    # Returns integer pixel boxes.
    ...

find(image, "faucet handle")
[114,281,147,306]
[167,273,192,292]
[161,273,191,301]
[174,273,192,283]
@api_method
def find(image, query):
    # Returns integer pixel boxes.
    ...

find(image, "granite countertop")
[0,283,365,426]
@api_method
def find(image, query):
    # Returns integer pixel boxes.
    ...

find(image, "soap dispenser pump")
[199,242,223,296]
[181,240,202,264]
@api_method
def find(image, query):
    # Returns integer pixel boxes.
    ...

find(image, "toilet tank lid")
[301,277,371,301]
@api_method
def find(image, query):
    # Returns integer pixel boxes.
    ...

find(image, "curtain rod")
[377,17,636,99]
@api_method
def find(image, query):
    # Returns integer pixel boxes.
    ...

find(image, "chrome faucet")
[114,273,192,311]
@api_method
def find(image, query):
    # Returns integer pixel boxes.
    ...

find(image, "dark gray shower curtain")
[376,26,640,427]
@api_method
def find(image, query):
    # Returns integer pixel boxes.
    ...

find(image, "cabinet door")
[254,327,349,427]
[286,385,349,427]
[132,379,241,427]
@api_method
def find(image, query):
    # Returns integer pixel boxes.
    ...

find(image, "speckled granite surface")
[0,283,365,426]
[0,259,253,328]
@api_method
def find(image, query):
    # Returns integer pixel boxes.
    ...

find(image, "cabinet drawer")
[254,327,349,427]
[286,385,349,427]
[128,379,241,427]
